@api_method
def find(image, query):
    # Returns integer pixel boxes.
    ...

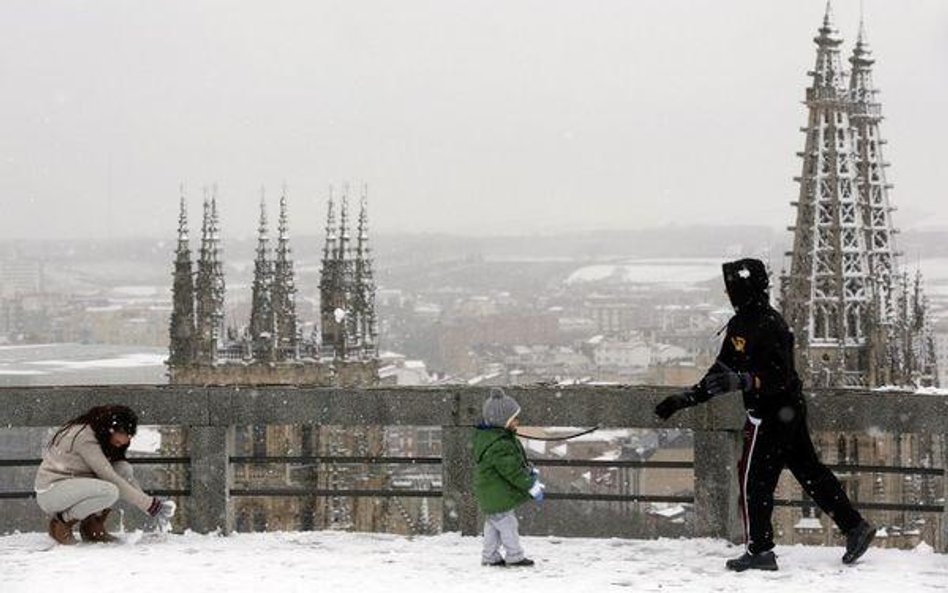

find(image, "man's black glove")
[654,390,697,420]
[702,371,754,396]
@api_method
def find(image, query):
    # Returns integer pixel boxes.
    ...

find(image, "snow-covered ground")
[1,531,945,593]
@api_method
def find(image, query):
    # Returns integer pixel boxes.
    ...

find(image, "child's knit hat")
[482,388,521,428]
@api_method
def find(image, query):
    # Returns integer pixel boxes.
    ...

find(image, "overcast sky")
[1,0,946,240]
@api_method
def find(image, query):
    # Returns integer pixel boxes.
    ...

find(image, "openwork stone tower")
[781,4,936,388]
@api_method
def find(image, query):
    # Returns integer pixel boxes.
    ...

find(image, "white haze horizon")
[1,1,946,241]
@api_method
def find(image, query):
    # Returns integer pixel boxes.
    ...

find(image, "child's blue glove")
[528,479,545,502]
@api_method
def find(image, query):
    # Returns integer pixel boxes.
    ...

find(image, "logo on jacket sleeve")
[730,336,746,353]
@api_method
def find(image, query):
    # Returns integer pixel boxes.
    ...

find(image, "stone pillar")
[188,425,233,534]
[693,429,743,542]
[441,426,479,535]
[940,434,948,553]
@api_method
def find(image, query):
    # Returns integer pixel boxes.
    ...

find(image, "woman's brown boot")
[79,508,118,543]
[48,513,78,545]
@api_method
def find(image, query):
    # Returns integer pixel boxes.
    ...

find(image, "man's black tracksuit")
[693,261,864,554]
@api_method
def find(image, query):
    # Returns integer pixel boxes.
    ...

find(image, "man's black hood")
[722,258,769,311]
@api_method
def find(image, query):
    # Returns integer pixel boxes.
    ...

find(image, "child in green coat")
[473,388,545,567]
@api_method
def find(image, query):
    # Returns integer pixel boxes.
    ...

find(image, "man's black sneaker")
[725,550,778,572]
[506,558,535,567]
[842,521,876,565]
[482,559,506,567]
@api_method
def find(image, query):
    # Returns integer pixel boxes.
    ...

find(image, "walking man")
[654,258,875,571]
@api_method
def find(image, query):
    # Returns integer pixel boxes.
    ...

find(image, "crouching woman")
[34,405,176,544]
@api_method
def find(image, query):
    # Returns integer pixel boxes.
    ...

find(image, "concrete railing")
[0,385,946,550]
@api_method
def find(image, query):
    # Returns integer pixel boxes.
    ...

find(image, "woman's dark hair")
[49,405,138,461]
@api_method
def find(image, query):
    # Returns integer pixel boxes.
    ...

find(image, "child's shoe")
[506,558,535,567]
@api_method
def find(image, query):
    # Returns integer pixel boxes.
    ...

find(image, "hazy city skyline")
[1,1,946,240]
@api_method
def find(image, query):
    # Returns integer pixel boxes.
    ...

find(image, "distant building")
[0,258,44,297]
[167,185,378,386]
[378,351,431,386]
[161,185,428,534]
[583,294,640,334]
[589,334,651,371]
[432,312,558,374]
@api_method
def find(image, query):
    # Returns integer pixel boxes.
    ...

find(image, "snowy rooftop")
[1,531,945,593]
[565,259,722,285]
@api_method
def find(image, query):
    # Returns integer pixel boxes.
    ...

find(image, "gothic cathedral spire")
[195,186,226,363]
[169,187,195,366]
[320,186,349,359]
[318,184,377,361]
[781,5,936,388]
[272,185,299,360]
[353,185,378,358]
[783,2,872,387]
[249,191,275,361]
